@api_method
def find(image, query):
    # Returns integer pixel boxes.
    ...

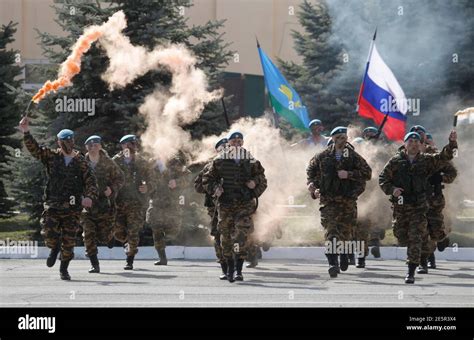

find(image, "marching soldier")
[307,126,372,278]
[202,131,267,282]
[291,119,329,148]
[194,138,228,279]
[379,130,457,283]
[352,128,394,266]
[361,126,379,141]
[19,117,98,280]
[418,133,457,272]
[113,134,154,270]
[81,135,124,273]
[147,153,188,266]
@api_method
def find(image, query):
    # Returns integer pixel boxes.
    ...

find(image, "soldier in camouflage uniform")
[291,119,330,148]
[202,131,267,282]
[81,135,124,273]
[379,130,458,283]
[352,127,394,267]
[19,117,98,280]
[147,153,188,266]
[418,133,457,271]
[113,134,154,270]
[307,126,372,278]
[194,138,227,279]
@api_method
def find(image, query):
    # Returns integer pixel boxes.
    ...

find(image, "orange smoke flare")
[32,30,103,103]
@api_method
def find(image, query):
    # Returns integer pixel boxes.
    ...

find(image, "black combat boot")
[405,263,417,284]
[356,257,366,268]
[326,254,339,278]
[348,252,356,266]
[219,262,228,280]
[234,258,244,281]
[106,237,115,249]
[124,255,134,270]
[154,249,168,265]
[88,254,100,273]
[226,258,235,283]
[59,260,71,280]
[246,257,258,268]
[437,237,450,252]
[46,244,60,268]
[428,253,436,269]
[417,257,428,274]
[339,254,349,272]
[370,239,381,258]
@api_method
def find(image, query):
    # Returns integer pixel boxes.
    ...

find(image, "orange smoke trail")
[32,30,103,103]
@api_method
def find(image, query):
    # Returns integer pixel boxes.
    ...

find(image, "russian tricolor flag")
[358,38,407,141]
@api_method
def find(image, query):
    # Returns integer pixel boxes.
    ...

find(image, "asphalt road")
[1,259,472,307]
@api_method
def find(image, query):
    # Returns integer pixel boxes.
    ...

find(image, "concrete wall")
[0,0,304,74]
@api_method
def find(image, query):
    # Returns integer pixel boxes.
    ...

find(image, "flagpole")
[356,27,377,111]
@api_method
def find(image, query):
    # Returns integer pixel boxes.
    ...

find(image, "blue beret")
[404,132,421,142]
[352,137,365,144]
[215,138,228,150]
[57,129,74,140]
[120,134,137,144]
[363,127,378,135]
[425,133,433,140]
[84,135,102,145]
[228,131,243,140]
[409,125,426,133]
[308,119,322,128]
[330,126,347,136]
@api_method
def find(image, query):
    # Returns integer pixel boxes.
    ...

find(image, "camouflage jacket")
[23,131,98,211]
[148,153,190,210]
[379,140,458,204]
[202,147,267,205]
[85,149,125,214]
[194,161,214,208]
[112,151,154,207]
[424,144,457,200]
[307,143,372,202]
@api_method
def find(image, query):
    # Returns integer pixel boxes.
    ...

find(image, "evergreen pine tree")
[0,22,23,218]
[278,0,350,130]
[36,0,233,153]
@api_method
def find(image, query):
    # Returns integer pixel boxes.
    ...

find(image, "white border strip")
[0,246,472,261]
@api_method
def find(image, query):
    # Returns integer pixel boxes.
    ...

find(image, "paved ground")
[1,259,472,307]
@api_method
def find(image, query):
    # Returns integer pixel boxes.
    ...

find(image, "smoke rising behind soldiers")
[24,5,472,248]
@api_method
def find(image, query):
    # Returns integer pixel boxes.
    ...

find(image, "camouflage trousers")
[208,206,224,263]
[40,208,81,261]
[354,220,386,257]
[245,240,259,261]
[354,221,370,257]
[114,204,145,256]
[320,198,357,244]
[217,200,256,260]
[422,196,448,257]
[146,204,182,252]
[81,210,115,257]
[392,202,430,265]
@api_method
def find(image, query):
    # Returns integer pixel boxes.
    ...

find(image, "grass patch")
[0,214,32,232]
[0,230,36,241]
